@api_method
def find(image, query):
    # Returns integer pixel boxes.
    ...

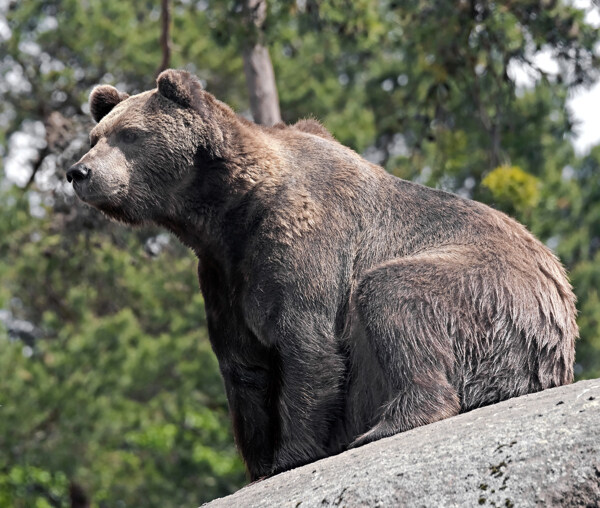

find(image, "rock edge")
[204,379,600,507]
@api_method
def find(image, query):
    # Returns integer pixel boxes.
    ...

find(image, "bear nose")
[66,163,90,183]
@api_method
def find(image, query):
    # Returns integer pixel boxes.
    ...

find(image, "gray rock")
[204,379,600,507]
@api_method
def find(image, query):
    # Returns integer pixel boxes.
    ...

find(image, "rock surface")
[204,379,600,507]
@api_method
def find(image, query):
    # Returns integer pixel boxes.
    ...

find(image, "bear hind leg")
[350,258,461,447]
[350,370,460,447]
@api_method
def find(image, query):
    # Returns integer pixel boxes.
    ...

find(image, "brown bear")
[67,69,578,481]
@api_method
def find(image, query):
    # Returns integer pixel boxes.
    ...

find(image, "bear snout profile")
[67,69,578,480]
[65,162,90,183]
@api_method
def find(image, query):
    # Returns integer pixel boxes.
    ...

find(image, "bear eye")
[119,129,139,144]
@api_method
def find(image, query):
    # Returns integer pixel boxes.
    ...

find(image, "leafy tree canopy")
[1,1,599,506]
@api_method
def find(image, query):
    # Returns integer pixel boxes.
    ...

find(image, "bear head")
[67,69,231,225]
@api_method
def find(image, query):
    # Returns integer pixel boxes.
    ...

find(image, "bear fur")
[68,69,578,480]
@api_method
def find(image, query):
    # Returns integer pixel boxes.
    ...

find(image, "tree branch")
[23,145,50,191]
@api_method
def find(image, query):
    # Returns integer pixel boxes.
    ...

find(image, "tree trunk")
[69,482,89,508]
[242,0,282,126]
[157,0,171,76]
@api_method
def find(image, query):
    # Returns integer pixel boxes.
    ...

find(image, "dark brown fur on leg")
[351,371,460,447]
[347,245,576,445]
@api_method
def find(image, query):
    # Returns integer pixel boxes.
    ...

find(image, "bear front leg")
[266,314,347,476]
[219,363,278,481]
[199,263,279,480]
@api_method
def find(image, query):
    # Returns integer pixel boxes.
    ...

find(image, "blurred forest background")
[1,0,600,506]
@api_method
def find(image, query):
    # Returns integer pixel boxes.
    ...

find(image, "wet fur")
[74,70,578,480]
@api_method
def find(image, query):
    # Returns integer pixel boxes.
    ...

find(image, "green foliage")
[0,196,244,506]
[482,165,541,216]
[571,261,600,379]
[0,465,69,508]
[1,0,600,506]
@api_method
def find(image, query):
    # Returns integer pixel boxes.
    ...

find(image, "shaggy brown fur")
[67,70,578,480]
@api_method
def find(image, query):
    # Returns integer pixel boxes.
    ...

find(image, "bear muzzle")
[66,162,90,184]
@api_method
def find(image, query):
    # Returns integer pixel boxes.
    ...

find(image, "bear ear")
[89,85,129,123]
[157,69,203,109]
